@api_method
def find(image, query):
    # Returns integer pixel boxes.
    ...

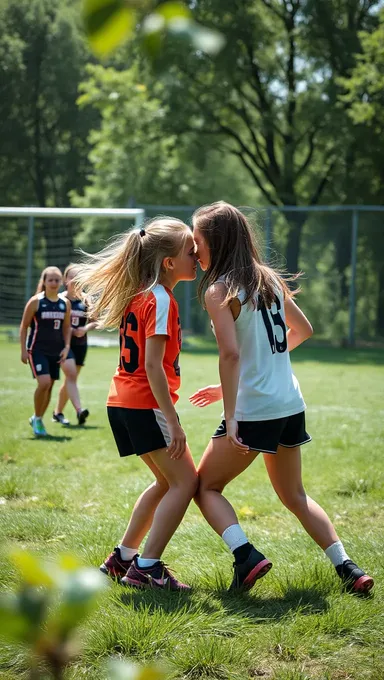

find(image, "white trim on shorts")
[278,436,312,448]
[153,408,171,446]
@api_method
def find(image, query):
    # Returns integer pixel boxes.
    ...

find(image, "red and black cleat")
[336,560,374,594]
[121,556,191,591]
[99,546,137,580]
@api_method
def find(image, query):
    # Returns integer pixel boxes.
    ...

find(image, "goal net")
[0,207,145,328]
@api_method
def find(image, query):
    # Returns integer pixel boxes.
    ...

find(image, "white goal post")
[0,207,145,325]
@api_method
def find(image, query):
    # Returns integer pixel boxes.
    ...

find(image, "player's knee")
[181,471,198,499]
[279,488,307,514]
[38,377,51,390]
[197,475,225,495]
[154,478,169,496]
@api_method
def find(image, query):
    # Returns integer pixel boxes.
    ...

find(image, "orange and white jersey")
[107,285,181,409]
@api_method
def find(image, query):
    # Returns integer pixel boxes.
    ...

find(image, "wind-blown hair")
[74,218,190,329]
[35,266,62,294]
[193,202,298,308]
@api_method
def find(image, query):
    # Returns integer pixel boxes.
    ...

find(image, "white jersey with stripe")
[215,279,306,421]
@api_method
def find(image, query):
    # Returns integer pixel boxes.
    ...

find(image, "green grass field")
[0,341,383,680]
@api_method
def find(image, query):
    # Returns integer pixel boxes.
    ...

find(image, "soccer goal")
[0,207,145,330]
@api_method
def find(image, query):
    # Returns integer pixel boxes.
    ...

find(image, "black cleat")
[52,412,70,426]
[229,546,272,592]
[336,560,374,594]
[77,409,89,426]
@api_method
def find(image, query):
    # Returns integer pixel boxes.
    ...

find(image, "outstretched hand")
[189,384,223,408]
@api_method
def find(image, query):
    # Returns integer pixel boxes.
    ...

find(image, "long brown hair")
[63,263,81,281]
[74,217,190,329]
[35,266,62,294]
[193,202,297,308]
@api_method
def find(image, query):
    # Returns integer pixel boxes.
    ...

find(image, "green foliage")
[0,0,102,211]
[72,62,257,244]
[82,0,224,59]
[340,10,384,129]
[0,549,106,678]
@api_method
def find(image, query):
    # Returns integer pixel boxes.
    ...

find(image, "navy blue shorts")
[212,411,311,454]
[28,349,74,381]
[71,344,87,366]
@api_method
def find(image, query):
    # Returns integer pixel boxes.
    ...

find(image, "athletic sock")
[233,542,253,564]
[222,524,249,552]
[324,540,350,567]
[137,557,160,568]
[118,544,138,561]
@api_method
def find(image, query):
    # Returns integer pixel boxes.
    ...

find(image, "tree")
[340,10,384,335]
[147,0,380,272]
[0,0,97,268]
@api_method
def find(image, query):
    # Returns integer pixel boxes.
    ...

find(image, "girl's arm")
[72,321,98,338]
[60,300,72,362]
[284,297,313,351]
[19,298,38,363]
[205,284,248,453]
[145,335,186,459]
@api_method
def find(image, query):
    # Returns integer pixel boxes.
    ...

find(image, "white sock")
[137,557,160,568]
[118,544,138,561]
[324,540,350,567]
[221,524,249,552]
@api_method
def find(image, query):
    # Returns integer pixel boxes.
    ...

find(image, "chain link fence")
[1,205,383,346]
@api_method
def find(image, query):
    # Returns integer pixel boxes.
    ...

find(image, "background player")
[190,201,374,595]
[19,266,88,437]
[53,263,96,426]
[76,219,198,590]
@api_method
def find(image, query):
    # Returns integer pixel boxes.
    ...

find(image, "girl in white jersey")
[190,201,373,595]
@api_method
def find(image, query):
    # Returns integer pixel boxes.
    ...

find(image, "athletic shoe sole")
[99,564,125,581]
[242,559,273,591]
[121,576,190,591]
[350,574,374,593]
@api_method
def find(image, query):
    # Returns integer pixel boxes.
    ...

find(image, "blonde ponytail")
[75,218,190,329]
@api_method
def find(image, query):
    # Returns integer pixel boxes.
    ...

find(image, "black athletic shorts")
[107,406,178,457]
[28,349,75,381]
[71,344,87,366]
[212,411,311,454]
[28,350,61,381]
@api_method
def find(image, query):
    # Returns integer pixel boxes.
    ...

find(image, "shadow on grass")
[64,425,105,430]
[217,584,330,621]
[119,583,329,622]
[24,435,72,442]
[119,588,197,614]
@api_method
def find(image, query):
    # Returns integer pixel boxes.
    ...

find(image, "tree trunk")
[284,212,307,273]
[335,225,351,302]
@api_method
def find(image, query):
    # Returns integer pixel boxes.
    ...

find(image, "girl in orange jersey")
[76,219,198,590]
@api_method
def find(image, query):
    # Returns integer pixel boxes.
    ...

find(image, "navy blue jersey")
[27,293,67,356]
[68,297,88,347]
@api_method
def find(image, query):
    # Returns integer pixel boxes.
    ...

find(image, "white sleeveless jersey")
[215,280,306,421]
